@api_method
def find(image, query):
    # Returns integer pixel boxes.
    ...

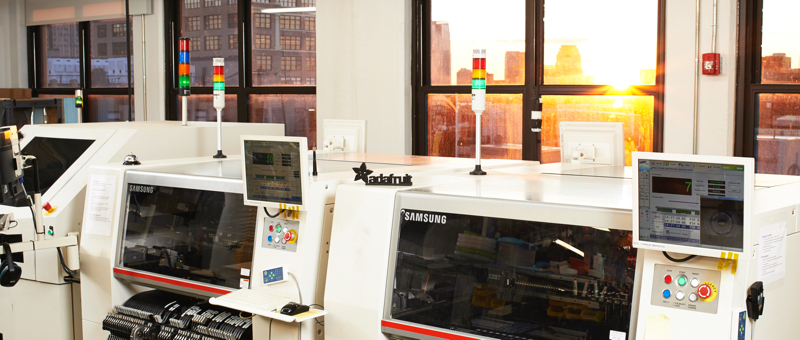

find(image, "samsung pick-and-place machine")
[0,121,285,340]
[79,135,534,340]
[324,152,798,340]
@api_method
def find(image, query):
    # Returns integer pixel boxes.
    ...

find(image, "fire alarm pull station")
[702,53,720,75]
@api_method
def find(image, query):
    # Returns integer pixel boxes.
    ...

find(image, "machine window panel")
[761,1,800,84]
[427,93,523,160]
[91,19,133,88]
[391,210,637,339]
[249,94,317,149]
[38,23,80,88]
[0,137,96,203]
[754,93,800,174]
[121,186,257,290]
[429,0,525,86]
[543,0,657,85]
[539,95,654,166]
[179,2,239,87]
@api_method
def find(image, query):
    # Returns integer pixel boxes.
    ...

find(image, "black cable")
[269,318,273,339]
[263,207,285,218]
[663,251,697,263]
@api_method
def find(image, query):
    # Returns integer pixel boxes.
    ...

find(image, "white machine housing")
[0,121,283,340]
[80,153,535,340]
[559,121,624,166]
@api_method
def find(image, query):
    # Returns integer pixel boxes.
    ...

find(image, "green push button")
[276,225,282,233]
[678,276,687,286]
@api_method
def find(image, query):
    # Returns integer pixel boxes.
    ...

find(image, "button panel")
[651,264,721,314]
[261,218,300,252]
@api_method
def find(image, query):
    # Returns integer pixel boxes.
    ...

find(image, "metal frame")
[26,21,135,123]
[734,0,800,158]
[164,0,317,122]
[411,0,666,161]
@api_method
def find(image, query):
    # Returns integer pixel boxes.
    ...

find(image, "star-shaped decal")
[353,162,373,183]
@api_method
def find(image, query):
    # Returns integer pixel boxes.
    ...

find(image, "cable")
[269,318,273,339]
[288,272,302,304]
[264,207,285,218]
[662,251,697,263]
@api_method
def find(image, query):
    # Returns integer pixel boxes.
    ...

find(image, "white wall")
[0,0,28,88]
[664,0,738,156]
[132,0,167,121]
[317,0,413,155]
[317,0,741,156]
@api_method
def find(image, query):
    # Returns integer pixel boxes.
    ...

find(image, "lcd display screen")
[638,160,745,252]
[243,140,303,205]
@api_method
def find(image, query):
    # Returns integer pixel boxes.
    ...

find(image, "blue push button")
[267,236,273,242]
[663,289,671,299]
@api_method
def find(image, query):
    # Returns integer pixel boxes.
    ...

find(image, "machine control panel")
[651,264,721,314]
[261,218,300,252]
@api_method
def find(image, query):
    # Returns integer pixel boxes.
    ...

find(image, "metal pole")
[141,14,147,121]
[125,0,133,121]
[216,108,223,154]
[182,96,188,126]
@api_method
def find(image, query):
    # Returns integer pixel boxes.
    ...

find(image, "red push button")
[284,231,293,241]
[269,225,274,232]
[697,284,712,299]
[664,275,672,284]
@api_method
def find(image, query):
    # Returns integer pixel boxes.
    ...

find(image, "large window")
[414,0,665,163]
[737,0,800,175]
[168,0,316,147]
[30,19,134,121]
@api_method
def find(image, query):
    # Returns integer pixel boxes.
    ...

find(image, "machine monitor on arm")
[632,152,754,257]
[240,136,308,210]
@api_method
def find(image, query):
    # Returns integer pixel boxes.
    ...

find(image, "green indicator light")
[179,76,191,88]
[472,79,486,89]
[678,277,687,286]
[276,225,282,233]
[213,83,225,91]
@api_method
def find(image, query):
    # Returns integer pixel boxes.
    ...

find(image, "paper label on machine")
[758,221,786,285]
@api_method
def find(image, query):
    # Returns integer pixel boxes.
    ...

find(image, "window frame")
[26,19,135,122]
[164,0,316,123]
[411,0,666,160]
[734,0,800,157]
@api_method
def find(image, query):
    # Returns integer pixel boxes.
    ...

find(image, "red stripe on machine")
[382,320,479,340]
[113,268,233,295]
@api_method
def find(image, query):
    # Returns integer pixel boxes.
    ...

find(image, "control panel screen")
[243,140,303,205]
[638,160,745,252]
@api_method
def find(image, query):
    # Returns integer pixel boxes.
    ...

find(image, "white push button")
[675,291,685,300]
[690,278,699,287]
[688,292,698,302]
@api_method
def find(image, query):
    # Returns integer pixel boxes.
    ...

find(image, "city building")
[430,21,451,85]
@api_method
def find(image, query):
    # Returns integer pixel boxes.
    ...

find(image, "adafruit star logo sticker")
[353,162,373,183]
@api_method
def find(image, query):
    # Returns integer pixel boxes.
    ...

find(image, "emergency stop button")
[284,229,298,244]
[697,281,718,302]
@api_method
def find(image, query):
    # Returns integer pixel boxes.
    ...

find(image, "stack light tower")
[212,58,227,159]
[470,48,487,175]
[178,38,191,126]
